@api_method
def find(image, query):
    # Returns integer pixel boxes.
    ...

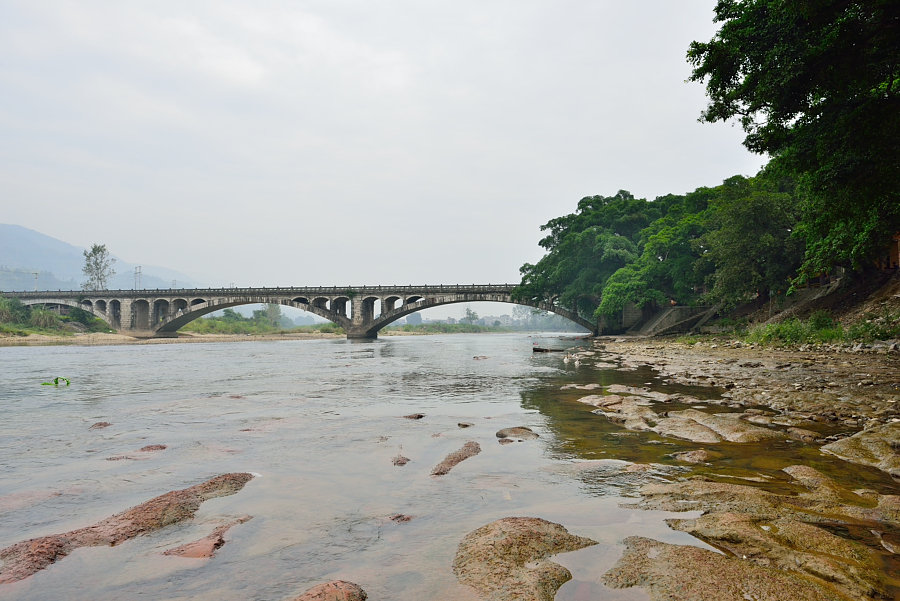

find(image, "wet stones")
[669,449,720,464]
[0,473,254,583]
[162,515,252,558]
[578,385,788,444]
[666,409,784,443]
[820,422,900,478]
[602,536,854,601]
[619,466,898,600]
[496,427,539,442]
[431,441,481,476]
[289,580,367,601]
[139,444,167,452]
[452,517,597,601]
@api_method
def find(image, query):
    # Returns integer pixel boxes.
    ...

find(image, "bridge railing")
[7,284,520,297]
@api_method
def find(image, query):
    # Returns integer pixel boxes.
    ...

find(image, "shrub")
[29,307,61,329]
[807,310,835,330]
[845,310,900,342]
[0,297,28,324]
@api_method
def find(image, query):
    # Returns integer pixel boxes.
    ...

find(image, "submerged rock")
[0,473,254,583]
[665,409,784,443]
[623,467,897,600]
[452,517,597,601]
[289,580,367,601]
[602,536,855,601]
[162,515,252,558]
[821,422,900,478]
[496,427,539,441]
[666,512,886,599]
[585,394,786,444]
[669,449,720,464]
[431,441,481,476]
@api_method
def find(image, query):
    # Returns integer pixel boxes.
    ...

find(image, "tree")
[514,191,662,317]
[461,307,479,325]
[701,173,804,308]
[82,244,116,290]
[688,1,900,274]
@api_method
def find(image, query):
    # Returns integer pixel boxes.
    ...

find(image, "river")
[2,333,726,600]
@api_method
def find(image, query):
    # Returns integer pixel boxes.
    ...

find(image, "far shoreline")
[0,328,489,347]
[0,331,347,347]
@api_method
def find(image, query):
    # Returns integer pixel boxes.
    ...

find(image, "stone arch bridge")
[8,284,597,339]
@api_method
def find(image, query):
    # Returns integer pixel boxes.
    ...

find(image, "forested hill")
[515,1,899,325]
[513,168,804,322]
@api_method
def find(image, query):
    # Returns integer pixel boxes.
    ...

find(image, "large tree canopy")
[688,0,900,273]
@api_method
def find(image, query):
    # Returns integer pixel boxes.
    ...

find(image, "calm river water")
[0,334,714,601]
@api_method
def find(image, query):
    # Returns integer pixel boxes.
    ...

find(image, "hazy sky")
[1,1,766,292]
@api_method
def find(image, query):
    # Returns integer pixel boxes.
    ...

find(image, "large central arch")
[351,296,594,338]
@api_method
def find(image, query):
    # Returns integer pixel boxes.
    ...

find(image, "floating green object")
[41,377,70,386]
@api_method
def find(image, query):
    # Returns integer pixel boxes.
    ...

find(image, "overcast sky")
[1,1,766,295]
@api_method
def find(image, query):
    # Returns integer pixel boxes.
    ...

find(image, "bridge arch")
[355,296,594,339]
[16,298,116,328]
[154,297,353,335]
[8,285,598,339]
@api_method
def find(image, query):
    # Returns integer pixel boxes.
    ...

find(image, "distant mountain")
[0,224,197,291]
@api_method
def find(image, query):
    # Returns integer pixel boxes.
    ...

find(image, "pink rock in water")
[431,441,481,476]
[139,444,167,452]
[290,580,367,601]
[162,515,252,558]
[0,473,254,583]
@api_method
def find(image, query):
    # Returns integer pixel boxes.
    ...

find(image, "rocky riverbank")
[578,337,900,600]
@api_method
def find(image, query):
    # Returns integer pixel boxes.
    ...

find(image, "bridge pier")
[346,326,378,339]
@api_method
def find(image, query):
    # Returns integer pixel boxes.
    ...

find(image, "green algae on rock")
[452,517,596,601]
[603,536,856,601]
[821,421,900,478]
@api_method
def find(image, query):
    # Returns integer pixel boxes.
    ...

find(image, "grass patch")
[745,309,899,346]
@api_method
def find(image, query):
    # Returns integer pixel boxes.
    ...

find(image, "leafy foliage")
[514,191,666,318]
[518,170,811,327]
[688,0,900,273]
[0,297,28,323]
[28,307,60,329]
[701,172,804,308]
